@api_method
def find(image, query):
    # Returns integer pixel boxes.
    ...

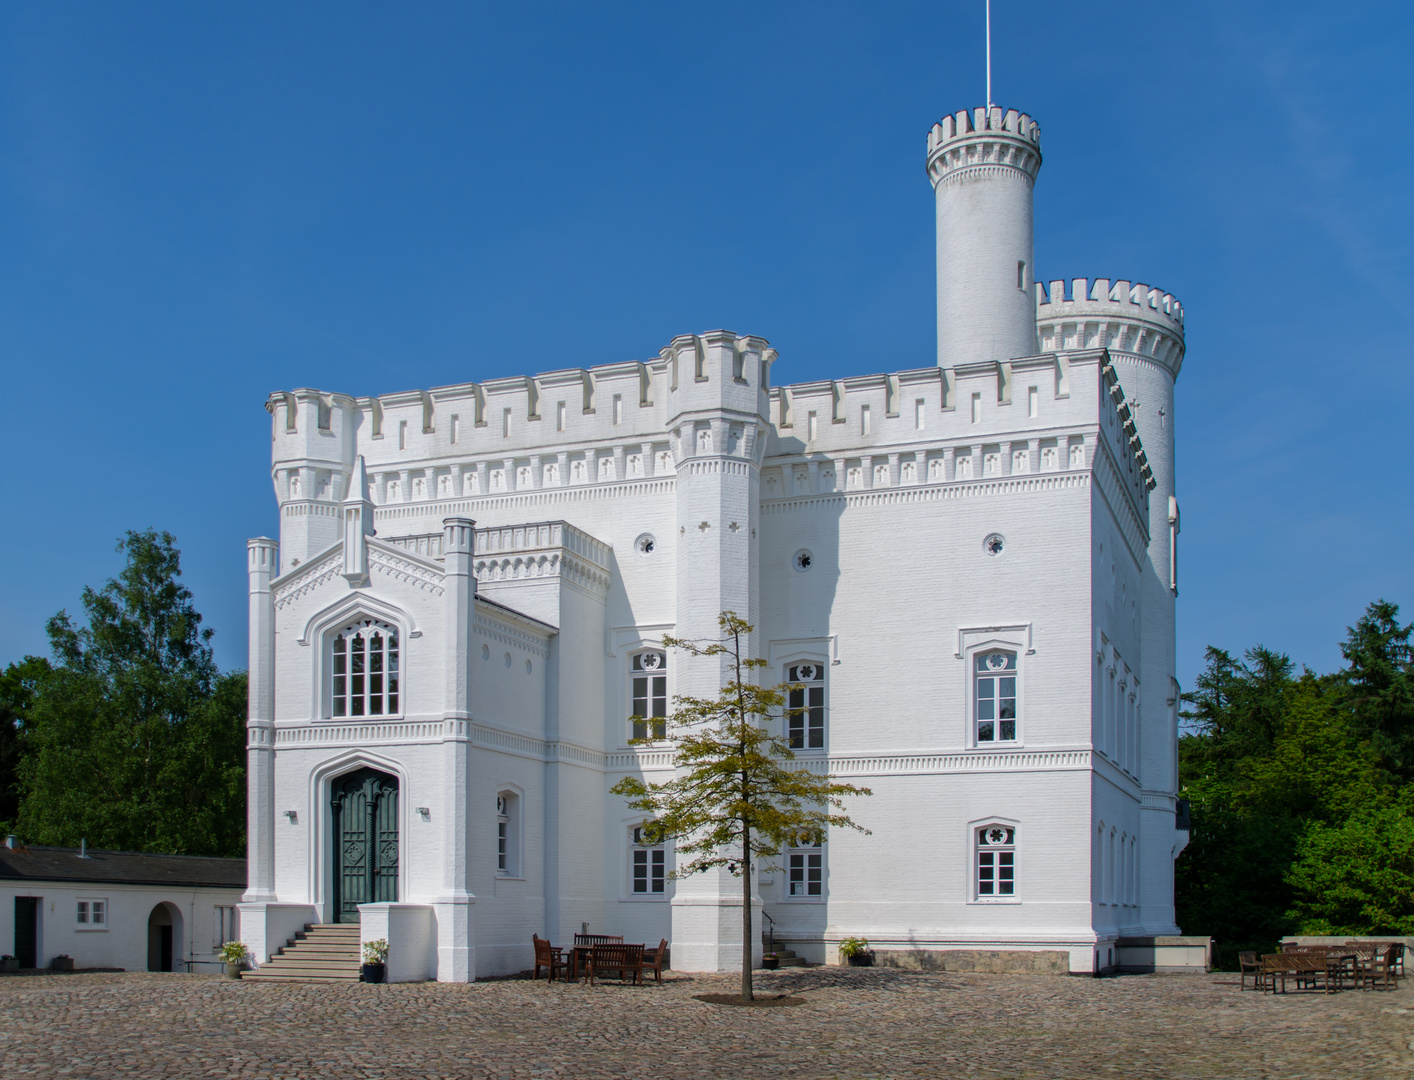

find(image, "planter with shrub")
[838,937,873,967]
[361,939,389,983]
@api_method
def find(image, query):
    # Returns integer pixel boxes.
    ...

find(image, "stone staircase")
[769,947,810,968]
[242,923,362,982]
[763,935,814,968]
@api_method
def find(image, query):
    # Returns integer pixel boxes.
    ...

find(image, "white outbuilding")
[1,839,245,973]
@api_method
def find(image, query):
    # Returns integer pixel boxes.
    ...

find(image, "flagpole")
[986,0,992,108]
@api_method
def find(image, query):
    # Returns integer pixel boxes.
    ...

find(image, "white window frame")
[784,659,827,752]
[970,819,1019,903]
[214,905,238,948]
[496,788,523,878]
[76,897,108,930]
[968,641,1021,747]
[627,825,668,899]
[330,618,402,720]
[629,649,669,743]
[784,840,825,902]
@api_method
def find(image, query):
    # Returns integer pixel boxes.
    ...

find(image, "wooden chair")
[642,939,669,983]
[587,943,644,986]
[531,934,565,982]
[1349,941,1404,982]
[1238,950,1265,991]
[1365,944,1400,991]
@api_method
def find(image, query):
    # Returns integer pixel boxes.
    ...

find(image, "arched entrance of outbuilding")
[330,766,400,923]
[147,902,184,972]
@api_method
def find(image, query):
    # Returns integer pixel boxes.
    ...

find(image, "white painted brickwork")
[241,100,1187,980]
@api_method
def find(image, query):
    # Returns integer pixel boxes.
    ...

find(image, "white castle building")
[240,101,1190,979]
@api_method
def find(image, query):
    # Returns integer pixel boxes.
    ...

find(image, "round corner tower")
[927,105,1042,368]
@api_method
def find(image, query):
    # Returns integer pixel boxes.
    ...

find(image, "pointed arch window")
[332,619,400,717]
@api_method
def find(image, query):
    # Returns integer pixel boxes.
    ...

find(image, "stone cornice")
[761,471,1089,515]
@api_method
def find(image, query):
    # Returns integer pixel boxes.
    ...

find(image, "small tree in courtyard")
[611,612,871,1001]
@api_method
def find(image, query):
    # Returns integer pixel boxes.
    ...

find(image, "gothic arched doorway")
[331,766,399,923]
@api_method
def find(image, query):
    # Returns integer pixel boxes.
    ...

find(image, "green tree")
[611,612,871,1001]
[16,530,247,856]
[1176,601,1413,967]
[0,657,49,831]
[1286,804,1414,935]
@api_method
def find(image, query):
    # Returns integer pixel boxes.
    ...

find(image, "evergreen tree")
[15,531,247,856]
[611,613,871,1001]
[1338,600,1414,784]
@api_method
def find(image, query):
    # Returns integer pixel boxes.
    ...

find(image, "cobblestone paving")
[0,967,1410,1079]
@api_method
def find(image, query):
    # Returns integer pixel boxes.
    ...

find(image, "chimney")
[79,838,88,859]
[4,834,17,849]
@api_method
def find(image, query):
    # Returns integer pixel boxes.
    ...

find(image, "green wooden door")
[331,767,399,923]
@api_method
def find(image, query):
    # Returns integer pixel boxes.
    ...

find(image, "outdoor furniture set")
[532,933,669,986]
[1238,942,1403,995]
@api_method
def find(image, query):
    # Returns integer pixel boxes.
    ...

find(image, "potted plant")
[361,939,389,983]
[50,954,74,972]
[839,937,873,967]
[218,941,249,979]
[0,954,17,973]
[761,953,780,971]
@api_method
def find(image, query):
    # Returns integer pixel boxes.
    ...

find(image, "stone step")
[278,944,361,956]
[778,957,810,967]
[262,955,359,968]
[243,972,360,982]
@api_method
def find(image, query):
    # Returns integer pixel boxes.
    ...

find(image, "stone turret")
[927,106,1042,369]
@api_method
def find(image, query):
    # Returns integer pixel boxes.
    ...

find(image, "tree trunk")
[742,824,753,1001]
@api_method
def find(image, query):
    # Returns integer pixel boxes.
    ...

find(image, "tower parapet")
[1035,278,1185,377]
[929,106,1042,371]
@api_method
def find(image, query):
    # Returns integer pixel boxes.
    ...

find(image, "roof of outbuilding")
[0,844,246,890]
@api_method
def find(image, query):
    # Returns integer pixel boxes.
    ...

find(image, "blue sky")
[1,1,1410,692]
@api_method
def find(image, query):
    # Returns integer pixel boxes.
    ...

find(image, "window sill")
[780,896,827,904]
[969,741,1023,751]
[322,715,406,724]
[969,898,1021,905]
[621,894,670,902]
[75,927,109,932]
[495,874,525,882]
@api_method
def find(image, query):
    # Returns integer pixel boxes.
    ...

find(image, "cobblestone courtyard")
[1,967,1409,1079]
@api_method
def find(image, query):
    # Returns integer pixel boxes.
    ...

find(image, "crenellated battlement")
[926,105,1041,188]
[1035,278,1185,376]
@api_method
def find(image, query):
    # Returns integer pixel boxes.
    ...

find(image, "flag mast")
[986,0,993,108]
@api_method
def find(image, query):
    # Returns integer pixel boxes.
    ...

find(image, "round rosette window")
[635,533,657,557]
[793,549,814,572]
[984,533,1005,557]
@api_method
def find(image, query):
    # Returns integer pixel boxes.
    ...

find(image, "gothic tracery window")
[332,619,400,718]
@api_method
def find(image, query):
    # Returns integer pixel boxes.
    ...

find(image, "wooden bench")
[587,943,645,986]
